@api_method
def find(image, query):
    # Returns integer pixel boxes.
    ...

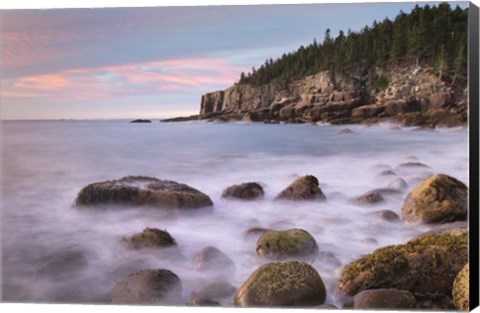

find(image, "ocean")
[1,120,469,306]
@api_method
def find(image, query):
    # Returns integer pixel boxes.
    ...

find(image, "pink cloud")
[2,57,248,101]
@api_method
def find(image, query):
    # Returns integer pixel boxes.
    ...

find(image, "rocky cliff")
[166,66,467,127]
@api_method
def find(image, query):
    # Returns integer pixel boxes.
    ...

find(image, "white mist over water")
[1,120,469,306]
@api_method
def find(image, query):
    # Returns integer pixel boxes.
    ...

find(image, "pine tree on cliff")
[237,3,467,89]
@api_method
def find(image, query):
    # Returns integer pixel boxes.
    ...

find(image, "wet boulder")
[373,210,400,222]
[416,221,468,239]
[401,174,467,223]
[110,269,182,304]
[387,177,408,190]
[192,281,236,300]
[274,175,326,201]
[338,128,355,134]
[395,162,430,170]
[186,297,221,306]
[193,246,235,272]
[221,182,264,200]
[349,289,416,309]
[452,263,469,311]
[243,227,272,239]
[256,228,318,259]
[337,232,467,298]
[75,176,213,209]
[234,261,326,307]
[378,170,397,177]
[120,228,176,250]
[351,191,384,205]
[35,250,88,279]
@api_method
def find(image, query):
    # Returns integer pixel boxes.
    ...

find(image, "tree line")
[237,3,468,88]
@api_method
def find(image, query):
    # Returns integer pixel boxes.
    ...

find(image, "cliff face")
[198,66,467,127]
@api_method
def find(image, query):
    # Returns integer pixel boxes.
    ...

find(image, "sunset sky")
[1,1,469,120]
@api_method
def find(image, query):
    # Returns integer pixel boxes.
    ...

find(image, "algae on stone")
[337,232,467,299]
[234,261,326,307]
[256,228,318,259]
[120,228,176,250]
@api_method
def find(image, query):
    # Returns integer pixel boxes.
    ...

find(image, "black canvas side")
[468,1,480,310]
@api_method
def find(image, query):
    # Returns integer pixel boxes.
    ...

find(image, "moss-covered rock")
[234,261,326,307]
[120,228,176,250]
[401,174,467,223]
[337,232,467,298]
[415,221,468,239]
[75,176,213,209]
[274,175,326,201]
[221,182,264,200]
[110,269,182,304]
[349,289,416,309]
[193,246,235,272]
[452,263,469,311]
[256,229,318,259]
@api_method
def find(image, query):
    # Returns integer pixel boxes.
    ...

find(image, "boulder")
[130,119,152,123]
[416,221,468,238]
[256,229,318,259]
[315,304,338,309]
[221,182,264,200]
[110,269,182,304]
[36,250,88,279]
[244,227,272,239]
[234,261,326,307]
[350,289,416,309]
[337,232,468,298]
[378,170,397,177]
[319,251,343,267]
[75,176,213,209]
[387,177,408,189]
[192,281,236,300]
[452,263,469,311]
[274,175,326,201]
[368,188,402,196]
[338,128,355,134]
[401,174,468,223]
[373,210,400,222]
[120,228,176,250]
[193,246,235,272]
[351,191,384,205]
[186,297,221,306]
[395,162,430,170]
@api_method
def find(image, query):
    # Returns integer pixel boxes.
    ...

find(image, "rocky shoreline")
[162,66,468,128]
[61,171,470,309]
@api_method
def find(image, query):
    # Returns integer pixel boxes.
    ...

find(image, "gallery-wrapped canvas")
[1,0,479,312]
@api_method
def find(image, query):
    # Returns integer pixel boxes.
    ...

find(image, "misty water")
[1,120,469,306]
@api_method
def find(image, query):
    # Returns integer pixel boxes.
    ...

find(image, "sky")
[0,0,470,120]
